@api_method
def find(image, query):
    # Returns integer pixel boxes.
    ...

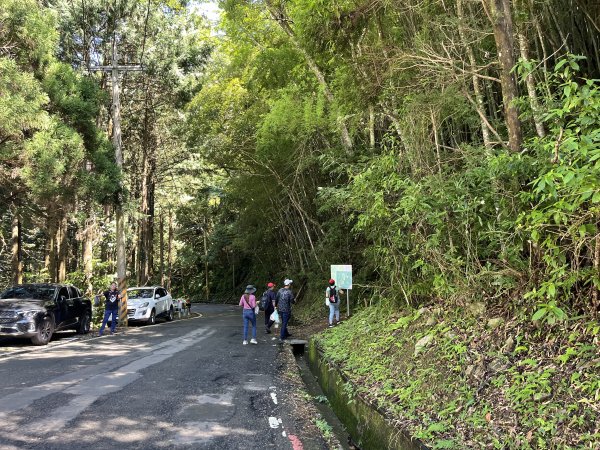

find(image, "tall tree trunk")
[83,214,94,295]
[137,149,149,285]
[146,160,155,283]
[11,207,23,285]
[46,215,57,282]
[159,213,164,286]
[457,0,493,149]
[167,212,173,291]
[57,215,68,282]
[484,0,523,152]
[203,217,209,302]
[368,104,375,149]
[518,32,546,138]
[137,81,156,285]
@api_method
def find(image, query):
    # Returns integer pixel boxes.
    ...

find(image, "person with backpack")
[275,279,295,342]
[326,278,344,328]
[239,285,258,345]
[261,282,277,334]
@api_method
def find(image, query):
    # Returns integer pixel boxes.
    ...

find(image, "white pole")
[346,289,350,317]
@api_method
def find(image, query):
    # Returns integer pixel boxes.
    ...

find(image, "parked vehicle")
[0,284,92,345]
[126,286,174,324]
[173,298,191,317]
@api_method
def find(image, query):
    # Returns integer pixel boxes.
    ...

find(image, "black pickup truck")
[0,284,92,345]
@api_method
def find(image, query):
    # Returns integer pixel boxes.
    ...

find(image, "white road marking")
[0,315,204,362]
[271,392,278,404]
[0,327,213,435]
[268,417,280,428]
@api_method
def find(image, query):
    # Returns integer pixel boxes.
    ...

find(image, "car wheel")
[166,307,174,322]
[78,311,91,334]
[147,309,156,325]
[31,316,54,345]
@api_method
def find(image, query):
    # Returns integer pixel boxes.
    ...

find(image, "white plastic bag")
[270,310,280,324]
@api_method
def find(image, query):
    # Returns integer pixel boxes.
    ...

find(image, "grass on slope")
[312,304,599,449]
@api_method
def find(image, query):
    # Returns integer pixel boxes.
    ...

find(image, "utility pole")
[90,33,143,328]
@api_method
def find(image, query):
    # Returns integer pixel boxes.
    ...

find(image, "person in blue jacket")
[275,279,295,342]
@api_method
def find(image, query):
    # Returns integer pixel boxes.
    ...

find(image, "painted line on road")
[0,327,214,432]
[0,314,205,362]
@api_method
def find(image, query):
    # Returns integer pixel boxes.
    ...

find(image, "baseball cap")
[329,279,335,285]
[284,279,293,286]
[267,282,275,287]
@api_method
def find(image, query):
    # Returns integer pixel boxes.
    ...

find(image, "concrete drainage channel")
[290,339,428,450]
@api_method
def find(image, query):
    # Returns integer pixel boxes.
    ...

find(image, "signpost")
[330,265,352,317]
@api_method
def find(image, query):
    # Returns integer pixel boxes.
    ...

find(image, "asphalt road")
[0,304,318,450]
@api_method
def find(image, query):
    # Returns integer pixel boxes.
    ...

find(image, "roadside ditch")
[289,338,428,450]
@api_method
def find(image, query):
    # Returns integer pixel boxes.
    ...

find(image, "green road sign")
[331,265,352,289]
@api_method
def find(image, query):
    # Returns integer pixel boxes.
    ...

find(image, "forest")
[1,0,599,448]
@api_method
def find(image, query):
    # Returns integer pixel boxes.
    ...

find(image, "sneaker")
[328,324,334,328]
[243,340,248,345]
[265,328,271,334]
[250,339,258,344]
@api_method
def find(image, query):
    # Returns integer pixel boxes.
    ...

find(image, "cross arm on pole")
[88,65,144,73]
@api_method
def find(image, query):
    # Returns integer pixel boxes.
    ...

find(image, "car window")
[58,287,69,301]
[0,285,56,300]
[128,288,154,299]
[68,286,78,298]
[157,288,167,297]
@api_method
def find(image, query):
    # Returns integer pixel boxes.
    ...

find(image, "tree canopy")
[1,0,599,446]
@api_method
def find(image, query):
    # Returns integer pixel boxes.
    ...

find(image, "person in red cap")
[325,279,344,327]
[261,282,277,333]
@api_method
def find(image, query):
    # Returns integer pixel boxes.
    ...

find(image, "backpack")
[260,290,269,310]
[329,286,338,303]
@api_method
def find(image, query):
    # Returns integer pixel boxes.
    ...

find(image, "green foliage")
[530,300,567,325]
[0,0,58,71]
[313,417,333,439]
[0,58,49,144]
[23,118,85,201]
[521,55,600,313]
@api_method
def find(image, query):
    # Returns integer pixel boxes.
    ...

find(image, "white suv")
[126,286,174,325]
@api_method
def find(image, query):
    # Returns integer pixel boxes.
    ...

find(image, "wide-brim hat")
[244,285,257,294]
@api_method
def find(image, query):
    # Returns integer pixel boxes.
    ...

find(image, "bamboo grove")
[1,0,600,319]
